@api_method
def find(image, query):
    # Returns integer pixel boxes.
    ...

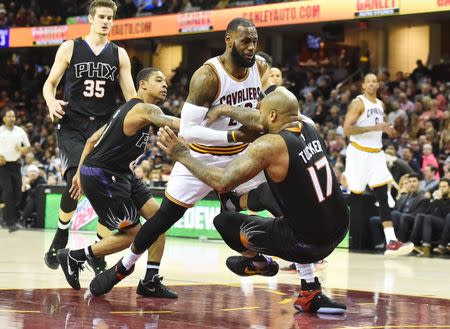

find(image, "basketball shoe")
[226,256,279,276]
[384,240,414,256]
[136,275,178,299]
[89,258,134,296]
[87,257,107,276]
[294,278,346,314]
[57,248,85,290]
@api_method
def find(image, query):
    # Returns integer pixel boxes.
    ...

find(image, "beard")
[231,43,255,68]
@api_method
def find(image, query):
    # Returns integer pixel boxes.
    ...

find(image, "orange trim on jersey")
[189,143,248,155]
[369,179,393,189]
[204,62,221,103]
[164,191,194,208]
[349,189,365,195]
[286,122,303,134]
[217,56,250,82]
[350,141,381,153]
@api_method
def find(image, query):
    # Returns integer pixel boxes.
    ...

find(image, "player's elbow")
[343,126,351,136]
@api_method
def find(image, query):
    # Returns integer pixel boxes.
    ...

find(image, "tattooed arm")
[124,103,180,136]
[206,105,263,131]
[157,126,282,192]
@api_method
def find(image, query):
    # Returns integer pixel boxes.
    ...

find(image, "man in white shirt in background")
[0,108,30,232]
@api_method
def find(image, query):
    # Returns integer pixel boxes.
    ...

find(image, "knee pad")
[60,168,78,213]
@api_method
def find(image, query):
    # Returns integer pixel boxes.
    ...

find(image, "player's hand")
[234,126,264,143]
[157,126,189,161]
[69,171,83,200]
[46,98,68,121]
[205,105,232,126]
[372,122,390,132]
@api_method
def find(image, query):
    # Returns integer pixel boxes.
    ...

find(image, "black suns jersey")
[84,98,150,174]
[64,37,120,118]
[264,118,349,245]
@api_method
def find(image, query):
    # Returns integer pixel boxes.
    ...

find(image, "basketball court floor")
[0,229,449,328]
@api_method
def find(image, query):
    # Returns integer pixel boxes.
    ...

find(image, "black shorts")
[239,214,347,264]
[80,165,153,231]
[57,112,109,178]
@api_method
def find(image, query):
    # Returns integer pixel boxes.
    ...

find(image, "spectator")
[413,178,450,257]
[421,144,439,178]
[401,146,422,175]
[393,173,429,244]
[420,165,440,197]
[20,164,46,227]
[411,59,430,83]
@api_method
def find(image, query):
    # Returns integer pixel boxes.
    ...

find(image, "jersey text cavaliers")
[219,87,261,106]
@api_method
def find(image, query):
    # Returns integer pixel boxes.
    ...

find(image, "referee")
[0,108,30,232]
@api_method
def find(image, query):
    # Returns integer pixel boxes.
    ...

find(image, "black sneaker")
[281,263,297,272]
[89,259,134,296]
[226,256,279,277]
[87,256,107,276]
[136,275,178,299]
[294,278,346,314]
[44,235,68,270]
[218,191,242,212]
[57,248,85,290]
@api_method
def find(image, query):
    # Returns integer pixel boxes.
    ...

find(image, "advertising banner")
[0,28,9,48]
[44,192,348,247]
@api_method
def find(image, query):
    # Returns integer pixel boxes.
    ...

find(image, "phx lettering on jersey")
[74,62,117,81]
[219,87,261,105]
[136,133,149,148]
[298,140,323,163]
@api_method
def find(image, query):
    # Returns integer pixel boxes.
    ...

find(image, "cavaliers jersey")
[349,95,384,150]
[84,98,149,173]
[64,37,120,118]
[190,57,261,153]
[265,119,349,245]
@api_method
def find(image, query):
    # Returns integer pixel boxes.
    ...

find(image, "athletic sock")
[383,226,397,243]
[69,246,94,262]
[144,262,160,282]
[296,263,315,284]
[121,246,144,271]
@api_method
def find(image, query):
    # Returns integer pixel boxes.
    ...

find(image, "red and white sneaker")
[294,278,346,314]
[384,240,414,256]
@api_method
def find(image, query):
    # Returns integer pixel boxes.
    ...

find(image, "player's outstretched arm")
[118,47,137,101]
[206,104,263,131]
[42,40,73,121]
[179,65,235,144]
[142,104,180,131]
[158,126,276,192]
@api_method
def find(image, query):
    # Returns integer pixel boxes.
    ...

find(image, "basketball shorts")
[56,112,109,178]
[165,149,266,207]
[80,165,153,231]
[237,213,347,264]
[344,143,393,194]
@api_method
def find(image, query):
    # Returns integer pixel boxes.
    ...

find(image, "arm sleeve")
[179,102,228,144]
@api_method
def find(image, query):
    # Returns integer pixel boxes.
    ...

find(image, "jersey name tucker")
[298,140,323,163]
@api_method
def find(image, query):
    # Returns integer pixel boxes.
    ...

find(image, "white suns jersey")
[202,56,261,136]
[349,94,385,149]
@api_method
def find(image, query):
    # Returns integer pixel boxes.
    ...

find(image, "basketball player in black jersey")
[56,68,179,298]
[157,87,349,314]
[42,0,136,272]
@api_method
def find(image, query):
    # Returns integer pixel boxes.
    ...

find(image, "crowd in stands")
[0,47,449,254]
[0,0,294,27]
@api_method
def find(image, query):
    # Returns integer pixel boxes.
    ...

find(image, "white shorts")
[165,149,267,207]
[344,143,393,194]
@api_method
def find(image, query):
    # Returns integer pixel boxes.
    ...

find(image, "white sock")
[58,221,70,230]
[383,227,397,243]
[295,263,315,283]
[121,246,144,270]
